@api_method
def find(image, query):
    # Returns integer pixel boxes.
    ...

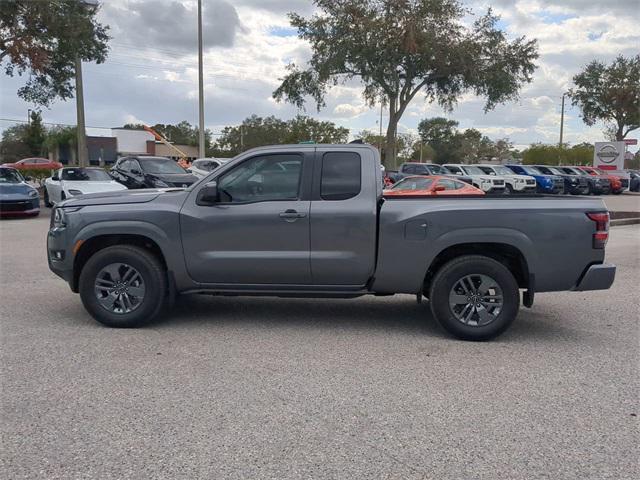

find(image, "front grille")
[0,200,31,212]
[554,179,564,186]
[493,179,504,186]
[526,179,536,185]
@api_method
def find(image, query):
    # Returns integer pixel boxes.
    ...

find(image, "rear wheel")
[79,245,167,327]
[504,184,514,195]
[429,255,520,341]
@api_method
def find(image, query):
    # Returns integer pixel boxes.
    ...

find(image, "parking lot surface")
[1,212,638,479]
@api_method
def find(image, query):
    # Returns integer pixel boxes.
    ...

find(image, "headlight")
[28,189,38,197]
[516,178,525,183]
[53,208,66,227]
[154,180,169,187]
[68,189,83,196]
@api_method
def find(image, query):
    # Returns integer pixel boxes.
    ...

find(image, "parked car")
[628,170,640,192]
[44,167,127,207]
[110,156,199,189]
[533,165,589,195]
[0,167,40,217]
[576,166,624,194]
[505,165,565,194]
[189,158,229,178]
[443,164,506,194]
[558,166,611,195]
[395,163,474,185]
[2,157,63,171]
[476,165,537,194]
[383,175,485,196]
[48,144,616,341]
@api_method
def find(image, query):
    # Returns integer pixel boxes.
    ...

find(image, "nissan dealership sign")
[593,142,625,170]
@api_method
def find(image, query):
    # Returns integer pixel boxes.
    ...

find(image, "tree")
[417,117,459,163]
[521,143,594,166]
[1,0,109,106]
[568,55,640,141]
[215,115,349,156]
[0,111,47,162]
[273,0,538,166]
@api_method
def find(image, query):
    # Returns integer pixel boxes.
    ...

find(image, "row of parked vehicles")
[1,153,638,218]
[386,162,635,195]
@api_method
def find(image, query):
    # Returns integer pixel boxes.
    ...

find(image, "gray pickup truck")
[47,144,616,340]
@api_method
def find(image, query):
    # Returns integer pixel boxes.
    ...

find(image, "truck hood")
[58,188,186,207]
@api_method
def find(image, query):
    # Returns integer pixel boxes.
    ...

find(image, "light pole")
[559,93,565,148]
[197,0,206,158]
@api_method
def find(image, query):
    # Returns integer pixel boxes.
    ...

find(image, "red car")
[384,175,485,196]
[576,166,624,194]
[2,157,63,171]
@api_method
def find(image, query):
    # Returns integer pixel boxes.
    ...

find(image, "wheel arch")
[423,242,531,296]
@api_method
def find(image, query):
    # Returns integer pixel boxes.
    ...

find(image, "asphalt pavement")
[1,213,638,479]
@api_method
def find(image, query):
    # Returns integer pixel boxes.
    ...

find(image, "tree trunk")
[384,95,398,168]
[616,122,625,141]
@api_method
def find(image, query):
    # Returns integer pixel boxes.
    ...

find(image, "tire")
[44,188,53,208]
[79,245,167,328]
[429,255,520,341]
[504,184,514,195]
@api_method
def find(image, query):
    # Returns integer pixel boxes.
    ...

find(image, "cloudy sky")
[1,0,638,151]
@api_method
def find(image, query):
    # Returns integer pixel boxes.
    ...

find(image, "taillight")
[587,212,609,249]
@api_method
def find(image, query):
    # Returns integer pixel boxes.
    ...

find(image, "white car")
[443,164,506,194]
[476,164,537,194]
[44,167,127,206]
[189,158,229,178]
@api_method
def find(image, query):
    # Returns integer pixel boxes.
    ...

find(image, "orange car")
[384,175,485,196]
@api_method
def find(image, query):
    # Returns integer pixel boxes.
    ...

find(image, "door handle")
[279,209,307,221]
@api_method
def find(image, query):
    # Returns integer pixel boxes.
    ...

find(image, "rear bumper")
[573,263,616,291]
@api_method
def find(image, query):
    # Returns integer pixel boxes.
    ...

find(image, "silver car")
[189,158,229,178]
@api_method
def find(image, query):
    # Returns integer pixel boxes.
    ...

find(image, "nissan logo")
[596,144,619,164]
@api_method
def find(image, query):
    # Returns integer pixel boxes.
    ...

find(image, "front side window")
[320,152,361,200]
[438,179,461,190]
[446,165,463,174]
[218,154,303,203]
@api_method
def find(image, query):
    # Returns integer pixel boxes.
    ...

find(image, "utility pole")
[419,140,423,162]
[75,55,88,167]
[197,0,205,158]
[240,125,244,151]
[379,103,383,154]
[559,93,565,148]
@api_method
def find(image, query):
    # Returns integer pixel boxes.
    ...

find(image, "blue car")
[0,167,40,218]
[505,165,565,194]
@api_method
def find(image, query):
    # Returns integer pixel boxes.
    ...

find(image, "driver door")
[181,152,312,285]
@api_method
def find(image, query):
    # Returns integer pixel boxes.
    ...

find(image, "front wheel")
[79,245,167,327]
[504,184,514,195]
[429,255,520,341]
[43,188,53,208]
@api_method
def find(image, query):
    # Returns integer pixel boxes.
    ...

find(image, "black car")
[627,170,640,192]
[395,162,474,185]
[110,156,199,189]
[535,165,589,195]
[558,166,611,195]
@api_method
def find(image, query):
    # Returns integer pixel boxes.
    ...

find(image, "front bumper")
[47,224,74,287]
[573,263,616,291]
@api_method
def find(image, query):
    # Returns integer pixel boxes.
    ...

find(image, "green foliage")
[0,0,110,106]
[273,0,538,164]
[0,111,48,162]
[522,143,594,166]
[417,117,512,164]
[568,55,640,140]
[626,151,640,170]
[16,167,52,186]
[214,115,349,157]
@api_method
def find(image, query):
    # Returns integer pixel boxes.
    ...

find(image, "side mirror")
[433,185,446,192]
[197,181,219,205]
[131,169,142,175]
[24,176,33,181]
[51,175,59,181]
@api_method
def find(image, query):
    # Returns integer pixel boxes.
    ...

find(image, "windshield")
[547,167,564,175]
[573,168,588,175]
[425,164,444,174]
[0,168,24,183]
[140,158,187,174]
[492,166,514,175]
[522,166,542,175]
[461,165,485,175]
[193,160,220,172]
[61,168,111,181]
[391,177,434,190]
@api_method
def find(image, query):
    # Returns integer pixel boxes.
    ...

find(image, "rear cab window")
[320,152,361,200]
